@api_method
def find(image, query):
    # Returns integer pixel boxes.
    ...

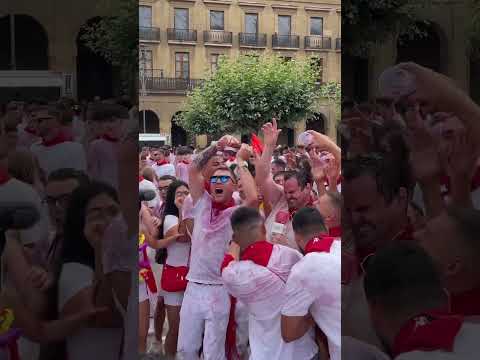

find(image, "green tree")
[178,55,322,136]
[343,0,430,57]
[79,0,138,99]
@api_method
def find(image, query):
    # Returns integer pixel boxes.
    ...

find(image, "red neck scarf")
[392,310,463,357]
[329,226,342,238]
[450,287,480,316]
[288,195,315,219]
[440,167,480,195]
[42,131,71,147]
[24,126,37,135]
[102,134,119,142]
[180,160,190,165]
[139,176,144,183]
[223,241,273,360]
[156,159,169,166]
[211,197,236,221]
[305,235,336,254]
[0,167,11,185]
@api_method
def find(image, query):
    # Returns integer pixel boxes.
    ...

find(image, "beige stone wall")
[140,0,341,145]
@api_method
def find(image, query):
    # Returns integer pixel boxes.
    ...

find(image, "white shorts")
[139,281,149,303]
[163,291,184,306]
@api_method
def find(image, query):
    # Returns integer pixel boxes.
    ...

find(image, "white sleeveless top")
[58,262,122,360]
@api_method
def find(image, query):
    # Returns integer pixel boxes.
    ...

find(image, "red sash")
[392,311,463,357]
[42,131,71,147]
[222,241,273,360]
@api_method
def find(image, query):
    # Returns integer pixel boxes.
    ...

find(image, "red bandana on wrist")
[211,198,236,222]
[450,287,480,316]
[156,159,169,166]
[42,131,72,147]
[102,134,119,142]
[392,310,463,357]
[305,235,336,254]
[221,241,274,360]
[0,167,11,185]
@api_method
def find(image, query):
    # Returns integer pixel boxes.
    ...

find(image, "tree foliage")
[343,0,430,57]
[318,81,341,121]
[79,0,138,97]
[177,55,321,136]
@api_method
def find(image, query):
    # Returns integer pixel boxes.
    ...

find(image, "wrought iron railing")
[272,34,300,48]
[203,30,233,44]
[304,36,332,50]
[238,32,267,47]
[167,28,197,42]
[139,27,161,41]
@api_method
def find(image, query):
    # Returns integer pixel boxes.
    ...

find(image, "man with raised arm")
[177,142,258,360]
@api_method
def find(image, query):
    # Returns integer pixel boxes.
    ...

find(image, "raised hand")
[261,118,282,146]
[237,143,253,162]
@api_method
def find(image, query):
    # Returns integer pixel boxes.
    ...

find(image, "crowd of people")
[0,96,138,360]
[341,62,480,359]
[139,120,342,359]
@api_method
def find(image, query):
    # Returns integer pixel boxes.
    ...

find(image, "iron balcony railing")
[203,30,233,44]
[139,27,161,41]
[336,37,341,50]
[239,32,267,47]
[140,75,204,92]
[272,34,300,48]
[167,28,197,42]
[304,36,332,50]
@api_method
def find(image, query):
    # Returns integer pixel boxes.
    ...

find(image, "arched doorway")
[396,22,446,73]
[171,112,188,147]
[76,17,114,101]
[0,14,49,70]
[306,113,326,134]
[139,110,160,133]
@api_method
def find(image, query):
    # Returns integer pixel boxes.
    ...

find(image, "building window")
[310,17,323,36]
[175,52,190,79]
[211,54,220,72]
[210,11,224,31]
[174,8,189,29]
[245,13,258,34]
[311,57,324,83]
[139,6,152,28]
[278,15,291,35]
[140,48,153,77]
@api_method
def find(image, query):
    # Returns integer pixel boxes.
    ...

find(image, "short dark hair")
[273,170,288,180]
[48,168,90,187]
[446,206,480,257]
[176,146,193,156]
[158,175,176,182]
[272,158,287,169]
[364,243,446,312]
[231,207,264,232]
[342,153,411,203]
[292,207,326,237]
[284,169,313,189]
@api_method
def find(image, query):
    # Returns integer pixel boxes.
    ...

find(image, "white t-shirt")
[139,178,160,208]
[31,141,87,178]
[396,322,480,360]
[163,214,190,267]
[58,262,122,360]
[222,244,317,360]
[152,162,176,178]
[282,240,342,360]
[87,138,118,190]
[187,191,239,284]
[264,197,298,250]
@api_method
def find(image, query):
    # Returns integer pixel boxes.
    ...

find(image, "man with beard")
[415,206,480,317]
[281,207,341,360]
[342,154,412,348]
[176,143,258,360]
[221,207,318,360]
[364,243,478,359]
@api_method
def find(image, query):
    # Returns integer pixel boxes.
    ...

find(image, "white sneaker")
[148,339,163,355]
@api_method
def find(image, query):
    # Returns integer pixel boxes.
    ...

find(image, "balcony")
[239,33,267,48]
[305,36,332,50]
[336,37,341,50]
[139,73,204,94]
[139,27,161,42]
[167,28,197,44]
[272,34,299,49]
[203,31,233,46]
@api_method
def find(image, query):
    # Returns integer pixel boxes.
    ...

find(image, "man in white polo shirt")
[30,103,86,178]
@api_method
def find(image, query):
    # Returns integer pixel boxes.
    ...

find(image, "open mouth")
[215,188,224,194]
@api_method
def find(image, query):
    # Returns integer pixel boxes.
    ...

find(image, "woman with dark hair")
[150,180,190,356]
[58,181,124,360]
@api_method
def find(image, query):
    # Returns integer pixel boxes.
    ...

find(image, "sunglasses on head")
[210,175,232,184]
